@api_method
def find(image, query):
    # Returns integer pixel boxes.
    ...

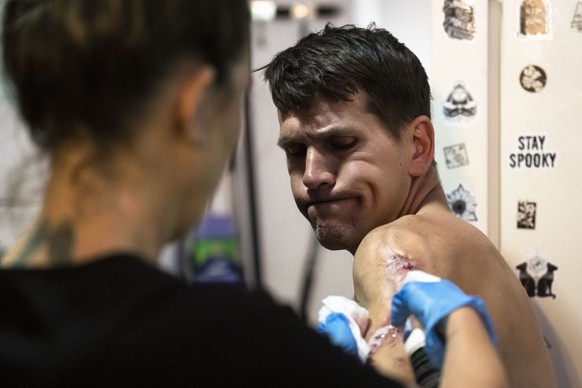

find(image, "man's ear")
[408,115,435,177]
[174,66,215,144]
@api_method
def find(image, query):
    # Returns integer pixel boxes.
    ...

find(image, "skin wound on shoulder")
[352,211,490,318]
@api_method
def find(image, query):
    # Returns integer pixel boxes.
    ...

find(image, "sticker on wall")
[517,200,537,229]
[516,251,558,299]
[442,0,476,40]
[442,81,477,124]
[508,134,556,169]
[518,0,551,38]
[443,143,469,169]
[519,65,547,93]
[446,184,477,221]
[572,2,582,31]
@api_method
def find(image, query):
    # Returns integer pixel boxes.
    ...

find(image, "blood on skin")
[384,253,419,289]
[368,325,404,356]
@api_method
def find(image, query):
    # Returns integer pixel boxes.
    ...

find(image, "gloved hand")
[317,296,370,362]
[391,270,496,369]
[317,312,358,357]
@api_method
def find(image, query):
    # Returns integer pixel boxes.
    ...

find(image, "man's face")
[277,93,414,253]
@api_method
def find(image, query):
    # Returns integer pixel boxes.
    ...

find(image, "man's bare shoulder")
[362,212,490,248]
[356,212,501,275]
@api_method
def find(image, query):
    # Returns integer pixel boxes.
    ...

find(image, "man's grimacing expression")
[278,92,417,254]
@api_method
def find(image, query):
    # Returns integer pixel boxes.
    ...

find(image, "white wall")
[499,1,582,385]
[352,0,432,74]
[0,88,42,252]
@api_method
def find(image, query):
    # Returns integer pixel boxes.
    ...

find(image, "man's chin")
[315,238,346,251]
[313,224,358,252]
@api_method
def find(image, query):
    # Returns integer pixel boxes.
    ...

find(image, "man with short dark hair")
[263,24,556,388]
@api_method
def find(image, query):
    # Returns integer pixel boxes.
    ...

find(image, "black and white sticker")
[519,65,547,93]
[517,200,537,229]
[572,2,582,31]
[443,143,469,169]
[446,184,477,222]
[443,81,477,123]
[516,251,558,299]
[443,0,476,40]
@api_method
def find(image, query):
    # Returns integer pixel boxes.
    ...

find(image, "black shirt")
[0,254,402,387]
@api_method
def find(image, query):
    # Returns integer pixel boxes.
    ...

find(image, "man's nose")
[303,147,335,189]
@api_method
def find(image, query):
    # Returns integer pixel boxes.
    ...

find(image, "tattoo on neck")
[12,219,49,267]
[48,221,74,266]
[12,218,75,267]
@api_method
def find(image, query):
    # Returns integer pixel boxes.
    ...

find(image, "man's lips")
[309,198,339,205]
[304,197,356,208]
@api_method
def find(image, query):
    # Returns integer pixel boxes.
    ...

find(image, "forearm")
[365,319,415,385]
[440,307,509,388]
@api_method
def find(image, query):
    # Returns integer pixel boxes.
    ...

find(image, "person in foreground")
[0,1,506,387]
[263,24,556,388]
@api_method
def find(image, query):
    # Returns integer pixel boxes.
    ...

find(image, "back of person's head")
[1,0,249,152]
[262,23,430,139]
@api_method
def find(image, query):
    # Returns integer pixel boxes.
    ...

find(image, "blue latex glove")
[317,312,359,357]
[391,275,496,369]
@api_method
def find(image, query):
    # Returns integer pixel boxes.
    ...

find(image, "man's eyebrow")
[277,125,357,148]
[314,125,357,137]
